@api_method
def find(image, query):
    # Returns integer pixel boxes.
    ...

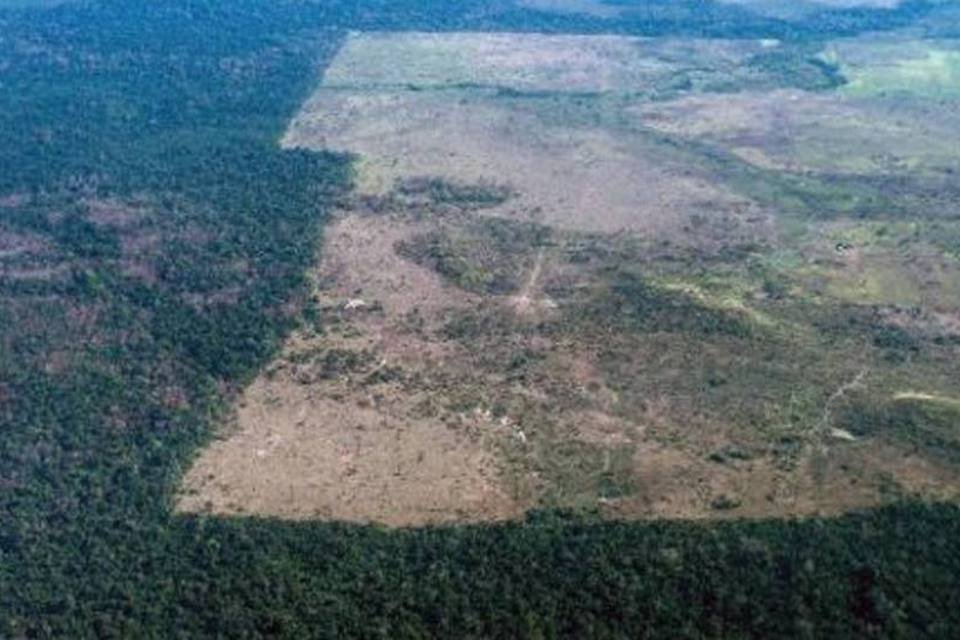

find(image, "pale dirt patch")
[178,210,526,526]
[0,230,50,260]
[178,377,517,526]
[0,193,28,208]
[316,212,476,322]
[569,410,639,446]
[285,90,767,238]
[83,198,148,229]
[0,263,70,282]
[510,246,551,314]
[892,391,960,411]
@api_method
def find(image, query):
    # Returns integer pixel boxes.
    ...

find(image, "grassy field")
[829,36,960,97]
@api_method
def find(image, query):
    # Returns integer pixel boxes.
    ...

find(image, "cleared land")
[827,36,960,98]
[179,210,521,525]
[718,0,904,20]
[286,89,767,237]
[180,31,960,525]
[319,32,773,93]
[637,89,960,177]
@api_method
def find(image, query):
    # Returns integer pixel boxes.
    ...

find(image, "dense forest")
[1,0,959,637]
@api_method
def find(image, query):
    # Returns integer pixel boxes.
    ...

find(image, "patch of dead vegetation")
[285,31,777,245]
[82,197,151,230]
[608,435,957,519]
[0,230,51,261]
[321,32,772,95]
[0,193,28,209]
[875,306,960,342]
[0,228,65,284]
[179,375,519,526]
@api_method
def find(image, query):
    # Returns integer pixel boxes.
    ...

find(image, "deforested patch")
[180,30,960,526]
[178,209,527,526]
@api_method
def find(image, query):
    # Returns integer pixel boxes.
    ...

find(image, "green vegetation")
[746,43,847,91]
[2,0,960,637]
[396,177,515,209]
[594,270,754,337]
[398,215,550,295]
[835,42,960,98]
[839,393,960,464]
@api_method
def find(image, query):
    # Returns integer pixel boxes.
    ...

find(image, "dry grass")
[0,228,63,283]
